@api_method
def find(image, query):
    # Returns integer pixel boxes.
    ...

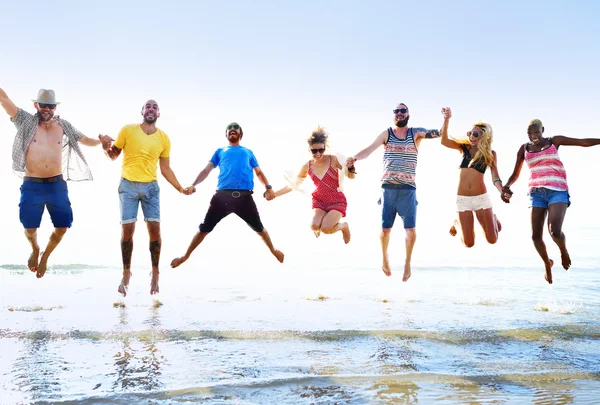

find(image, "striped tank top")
[524,143,568,191]
[381,127,418,188]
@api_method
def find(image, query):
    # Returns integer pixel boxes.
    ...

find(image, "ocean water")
[1,242,600,405]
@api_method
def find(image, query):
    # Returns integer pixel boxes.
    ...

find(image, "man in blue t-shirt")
[170,122,284,268]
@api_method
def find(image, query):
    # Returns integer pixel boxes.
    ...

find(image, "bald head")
[141,99,160,124]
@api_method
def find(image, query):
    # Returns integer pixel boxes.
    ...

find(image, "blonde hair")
[529,118,543,128]
[456,122,495,168]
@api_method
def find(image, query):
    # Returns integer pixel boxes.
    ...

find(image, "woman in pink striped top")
[502,119,600,284]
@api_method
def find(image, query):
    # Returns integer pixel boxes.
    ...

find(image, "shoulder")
[120,123,138,134]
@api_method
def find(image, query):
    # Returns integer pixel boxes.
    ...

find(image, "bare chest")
[310,161,331,180]
[30,123,64,150]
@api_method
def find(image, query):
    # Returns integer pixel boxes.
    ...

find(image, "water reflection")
[11,328,65,402]
[111,303,165,392]
[371,380,420,404]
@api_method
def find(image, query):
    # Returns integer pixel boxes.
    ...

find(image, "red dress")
[308,158,348,217]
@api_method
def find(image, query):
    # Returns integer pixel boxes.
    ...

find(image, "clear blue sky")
[1,0,599,267]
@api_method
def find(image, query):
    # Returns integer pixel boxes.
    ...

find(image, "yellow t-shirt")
[113,124,171,182]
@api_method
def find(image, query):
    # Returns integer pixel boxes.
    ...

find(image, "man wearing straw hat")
[0,87,104,278]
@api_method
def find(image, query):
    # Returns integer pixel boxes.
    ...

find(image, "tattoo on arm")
[121,240,133,269]
[150,240,161,267]
[107,146,122,159]
[425,129,440,139]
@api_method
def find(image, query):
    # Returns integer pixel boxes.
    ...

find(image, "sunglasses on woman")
[310,148,326,154]
[468,131,480,138]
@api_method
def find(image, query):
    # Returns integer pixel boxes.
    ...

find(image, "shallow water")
[1,257,599,404]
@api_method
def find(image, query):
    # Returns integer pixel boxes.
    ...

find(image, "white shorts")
[456,193,493,212]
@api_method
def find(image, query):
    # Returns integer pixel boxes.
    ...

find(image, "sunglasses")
[38,103,57,110]
[393,108,408,114]
[226,124,240,130]
[310,148,326,154]
[468,131,480,138]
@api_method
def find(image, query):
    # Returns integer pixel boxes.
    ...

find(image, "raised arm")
[159,157,185,193]
[489,150,503,194]
[439,107,461,151]
[346,130,387,167]
[552,135,600,148]
[0,88,18,119]
[501,144,526,202]
[331,154,355,179]
[273,163,309,198]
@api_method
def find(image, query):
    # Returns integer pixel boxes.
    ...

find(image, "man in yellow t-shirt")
[99,99,191,297]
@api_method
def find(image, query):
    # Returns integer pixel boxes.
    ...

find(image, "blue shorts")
[119,178,160,224]
[528,187,570,208]
[379,185,418,229]
[19,175,73,229]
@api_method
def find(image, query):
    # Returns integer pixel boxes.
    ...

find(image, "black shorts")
[199,190,264,233]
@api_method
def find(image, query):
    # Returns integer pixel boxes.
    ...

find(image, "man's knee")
[54,227,68,237]
[381,228,392,237]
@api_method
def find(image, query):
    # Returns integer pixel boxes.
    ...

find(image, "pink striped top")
[524,143,568,191]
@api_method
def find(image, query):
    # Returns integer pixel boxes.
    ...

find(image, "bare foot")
[150,271,159,295]
[402,262,411,282]
[273,249,285,263]
[313,229,321,238]
[27,249,40,272]
[170,256,187,268]
[544,259,554,284]
[560,249,571,270]
[118,270,132,297]
[36,253,47,278]
[341,223,351,244]
[382,256,392,277]
[495,215,502,232]
[449,220,458,237]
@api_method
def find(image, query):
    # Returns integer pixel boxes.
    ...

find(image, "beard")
[143,116,157,124]
[35,110,54,122]
[394,117,409,128]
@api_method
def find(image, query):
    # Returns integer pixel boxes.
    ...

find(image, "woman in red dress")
[271,126,354,243]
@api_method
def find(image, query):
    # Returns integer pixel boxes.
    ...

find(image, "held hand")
[441,107,452,120]
[501,186,513,203]
[98,134,114,150]
[346,156,356,168]
[183,186,196,195]
[263,189,275,201]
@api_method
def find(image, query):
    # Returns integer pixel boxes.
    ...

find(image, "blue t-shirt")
[210,145,259,190]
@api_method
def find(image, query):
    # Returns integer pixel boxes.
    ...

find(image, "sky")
[1,0,599,271]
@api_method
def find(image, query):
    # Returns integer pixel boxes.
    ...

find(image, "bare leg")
[319,210,350,244]
[531,207,553,284]
[147,221,161,295]
[257,229,284,263]
[403,228,417,282]
[171,231,210,268]
[118,223,135,296]
[381,228,392,276]
[310,209,327,238]
[36,228,67,278]
[24,228,40,272]
[475,208,498,245]
[457,211,475,248]
[547,203,570,270]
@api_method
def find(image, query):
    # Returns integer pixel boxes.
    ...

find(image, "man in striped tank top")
[346,103,440,281]
[502,119,600,284]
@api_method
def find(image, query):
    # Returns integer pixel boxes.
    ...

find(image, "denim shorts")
[19,176,73,229]
[528,187,570,209]
[118,178,160,224]
[379,185,418,229]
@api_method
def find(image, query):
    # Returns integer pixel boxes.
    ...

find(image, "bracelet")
[493,178,501,184]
